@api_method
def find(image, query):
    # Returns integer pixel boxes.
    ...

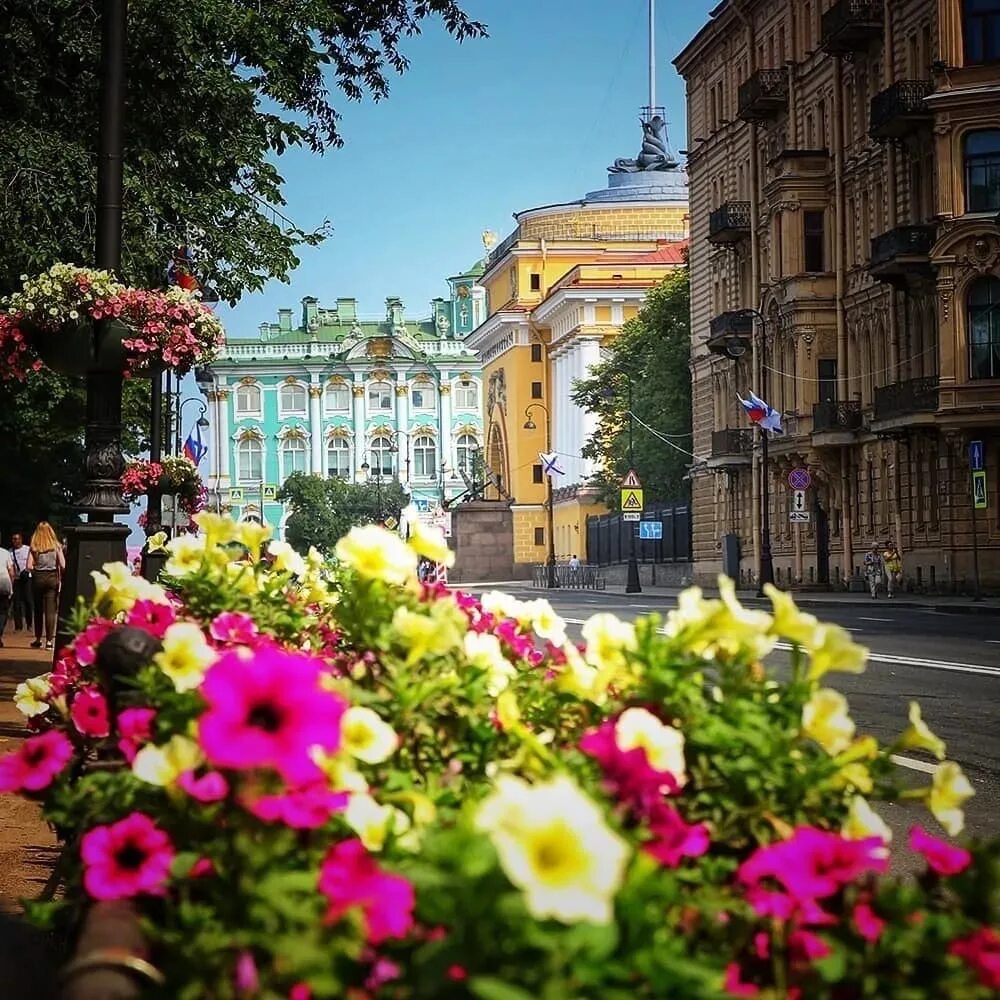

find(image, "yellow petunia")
[464,631,518,696]
[335,524,417,586]
[523,598,567,647]
[614,708,687,784]
[344,793,412,852]
[807,623,869,681]
[163,534,209,578]
[898,701,946,761]
[928,761,974,836]
[476,773,630,925]
[14,675,51,718]
[403,506,455,567]
[91,561,169,615]
[842,795,892,844]
[764,584,821,647]
[802,688,856,755]
[191,511,236,548]
[582,613,636,671]
[267,539,307,577]
[340,706,399,765]
[234,520,272,560]
[132,735,204,787]
[393,606,458,665]
[154,622,217,692]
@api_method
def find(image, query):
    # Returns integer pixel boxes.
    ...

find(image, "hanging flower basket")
[121,456,206,517]
[0,263,224,380]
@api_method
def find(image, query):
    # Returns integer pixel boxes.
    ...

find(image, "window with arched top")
[964,0,1000,65]
[410,381,435,410]
[279,382,307,416]
[454,379,478,409]
[325,383,350,413]
[969,276,1000,380]
[327,437,351,479]
[370,436,394,477]
[281,436,307,480]
[237,438,262,483]
[456,433,478,474]
[368,381,393,412]
[235,383,261,415]
[964,130,1000,213]
[413,435,437,478]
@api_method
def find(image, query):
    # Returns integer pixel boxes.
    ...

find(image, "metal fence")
[530,563,607,590]
[586,503,691,567]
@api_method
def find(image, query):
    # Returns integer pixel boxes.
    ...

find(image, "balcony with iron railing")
[708,201,752,245]
[738,69,789,121]
[812,400,864,441]
[869,79,933,140]
[869,224,936,283]
[710,428,754,467]
[821,0,883,54]
[873,376,939,423]
[706,310,754,357]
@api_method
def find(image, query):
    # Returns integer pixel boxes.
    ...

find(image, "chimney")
[258,322,270,341]
[386,297,404,327]
[302,296,319,333]
[278,308,293,333]
[336,298,357,324]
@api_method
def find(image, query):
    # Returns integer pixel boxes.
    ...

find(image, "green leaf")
[469,977,539,1000]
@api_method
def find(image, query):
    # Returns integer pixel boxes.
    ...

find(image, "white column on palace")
[439,383,452,478]
[308,385,323,475]
[395,381,409,486]
[352,378,366,481]
[216,389,231,491]
[578,337,603,479]
[552,349,563,473]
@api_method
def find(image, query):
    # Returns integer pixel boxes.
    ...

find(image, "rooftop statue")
[609,115,678,173]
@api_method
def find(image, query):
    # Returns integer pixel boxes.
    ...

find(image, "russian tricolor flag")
[738,392,784,434]
[183,421,208,465]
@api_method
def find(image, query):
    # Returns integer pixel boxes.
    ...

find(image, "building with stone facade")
[675,0,1000,590]
[468,117,688,569]
[201,263,486,534]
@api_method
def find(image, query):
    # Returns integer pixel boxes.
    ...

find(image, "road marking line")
[890,754,938,775]
[560,619,1000,678]
[858,617,892,623]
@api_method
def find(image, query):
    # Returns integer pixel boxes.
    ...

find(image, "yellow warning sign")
[621,488,644,512]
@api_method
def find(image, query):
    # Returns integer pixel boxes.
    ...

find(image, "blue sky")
[220,0,717,337]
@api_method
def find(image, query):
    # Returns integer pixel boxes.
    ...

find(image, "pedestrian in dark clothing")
[10,531,33,630]
[27,521,65,650]
[0,542,14,646]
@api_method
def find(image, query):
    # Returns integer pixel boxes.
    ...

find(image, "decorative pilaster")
[439,383,453,475]
[352,383,366,480]
[308,385,323,475]
[216,390,231,492]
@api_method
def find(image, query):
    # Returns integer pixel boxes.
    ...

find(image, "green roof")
[235,316,440,345]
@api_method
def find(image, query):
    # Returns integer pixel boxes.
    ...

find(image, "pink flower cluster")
[81,812,174,901]
[0,731,74,793]
[121,459,205,515]
[0,313,42,380]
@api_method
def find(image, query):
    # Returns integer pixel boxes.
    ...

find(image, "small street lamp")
[523,403,558,589]
[175,397,210,456]
[360,458,383,522]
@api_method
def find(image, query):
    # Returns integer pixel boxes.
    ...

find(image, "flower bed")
[0,263,224,378]
[2,514,997,998]
[122,456,207,520]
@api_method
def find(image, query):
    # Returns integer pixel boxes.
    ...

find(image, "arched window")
[413,435,437,478]
[235,383,261,415]
[281,436,307,479]
[965,130,1000,212]
[325,382,350,413]
[456,433,478,473]
[237,437,262,483]
[370,436,394,477]
[279,382,307,416]
[964,0,1000,65]
[969,276,1000,380]
[327,437,351,479]
[368,381,393,412]
[454,379,478,409]
[410,381,434,410]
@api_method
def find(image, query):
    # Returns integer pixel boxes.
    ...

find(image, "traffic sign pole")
[971,475,981,603]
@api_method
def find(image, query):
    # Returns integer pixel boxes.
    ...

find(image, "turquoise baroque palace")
[201,261,486,533]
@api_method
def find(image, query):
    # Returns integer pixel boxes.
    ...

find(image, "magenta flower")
[117,707,156,763]
[722,963,760,997]
[949,927,1000,991]
[125,599,176,639]
[209,611,259,646]
[198,646,346,785]
[318,838,415,945]
[177,770,230,803]
[643,802,710,868]
[80,812,175,901]
[244,782,348,829]
[289,984,312,1000]
[234,951,259,994]
[0,731,74,793]
[364,957,401,991]
[909,825,972,876]
[72,619,115,666]
[70,687,111,739]
[788,928,831,966]
[852,901,885,943]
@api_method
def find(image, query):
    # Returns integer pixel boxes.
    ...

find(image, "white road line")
[890,754,938,775]
[560,618,1000,678]
[858,617,892,623]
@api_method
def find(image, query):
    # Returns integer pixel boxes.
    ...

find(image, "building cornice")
[466,310,530,356]
[531,285,650,325]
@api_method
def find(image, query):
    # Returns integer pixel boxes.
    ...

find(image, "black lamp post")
[624,376,642,595]
[360,458,383,522]
[175,398,210,456]
[724,309,774,594]
[523,404,558,589]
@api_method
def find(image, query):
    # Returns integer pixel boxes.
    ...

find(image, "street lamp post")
[625,376,642,594]
[724,309,774,594]
[360,458,383,522]
[523,404,558,589]
[175,398,210,456]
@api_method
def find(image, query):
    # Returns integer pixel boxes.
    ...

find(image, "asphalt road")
[467,585,1000,846]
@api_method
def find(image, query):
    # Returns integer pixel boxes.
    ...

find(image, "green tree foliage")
[572,269,692,506]
[277,472,410,554]
[0,0,484,529]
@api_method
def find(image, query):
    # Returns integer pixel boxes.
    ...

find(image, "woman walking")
[863,542,883,600]
[27,521,65,650]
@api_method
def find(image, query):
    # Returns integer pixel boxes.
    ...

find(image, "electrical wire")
[754,342,940,382]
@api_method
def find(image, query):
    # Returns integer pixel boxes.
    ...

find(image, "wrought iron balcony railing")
[869,80,933,139]
[707,310,754,357]
[812,399,863,434]
[711,428,754,458]
[869,224,936,279]
[708,201,752,244]
[738,69,789,121]
[821,0,883,54]
[873,376,939,421]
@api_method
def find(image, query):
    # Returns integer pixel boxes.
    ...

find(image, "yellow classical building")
[468,119,689,569]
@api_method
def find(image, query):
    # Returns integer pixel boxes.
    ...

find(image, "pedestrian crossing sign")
[621,488,644,512]
[973,470,988,510]
[229,487,244,502]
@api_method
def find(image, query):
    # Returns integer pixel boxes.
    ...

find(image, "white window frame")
[237,438,263,484]
[368,381,393,413]
[324,383,351,414]
[327,437,352,479]
[454,379,478,410]
[411,383,436,411]
[413,435,437,479]
[370,436,395,477]
[280,436,308,480]
[456,433,479,473]
[279,382,307,417]
[235,383,262,417]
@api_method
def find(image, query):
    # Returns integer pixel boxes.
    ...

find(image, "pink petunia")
[117,707,156,763]
[80,812,175,901]
[234,951,259,994]
[788,928,831,966]
[364,957,401,991]
[125,599,176,639]
[72,619,116,667]
[447,965,468,982]
[209,611,259,646]
[244,782,348,829]
[909,825,972,877]
[0,730,74,793]
[643,802,711,868]
[70,687,111,738]
[318,838,415,945]
[852,901,885,943]
[177,770,230,803]
[289,984,311,1000]
[197,646,347,786]
[949,927,1000,991]
[722,963,760,997]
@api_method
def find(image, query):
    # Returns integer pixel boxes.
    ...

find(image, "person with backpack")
[9,531,32,631]
[863,542,883,600]
[0,540,14,647]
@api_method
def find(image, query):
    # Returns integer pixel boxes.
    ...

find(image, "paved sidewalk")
[0,628,63,998]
